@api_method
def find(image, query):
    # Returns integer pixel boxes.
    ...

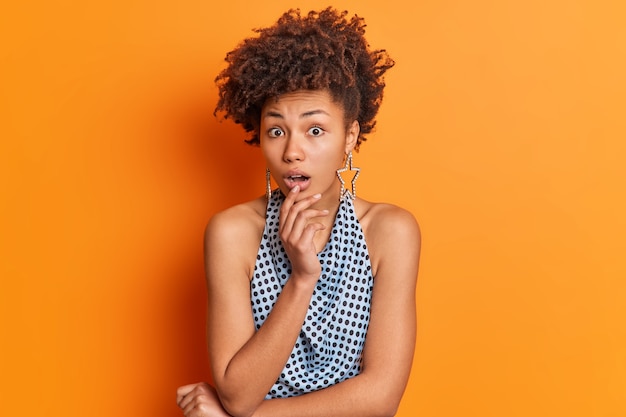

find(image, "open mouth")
[285,174,311,189]
[287,175,310,182]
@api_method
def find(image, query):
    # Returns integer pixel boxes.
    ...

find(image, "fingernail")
[313,193,321,199]
[292,185,300,192]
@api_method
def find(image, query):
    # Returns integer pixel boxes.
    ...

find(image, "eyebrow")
[263,109,330,119]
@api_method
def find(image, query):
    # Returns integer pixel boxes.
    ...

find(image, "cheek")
[332,146,347,167]
[318,152,345,176]
[260,143,279,165]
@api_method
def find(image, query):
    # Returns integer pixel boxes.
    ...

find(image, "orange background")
[1,1,625,416]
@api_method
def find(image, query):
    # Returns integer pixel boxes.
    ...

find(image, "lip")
[283,169,311,192]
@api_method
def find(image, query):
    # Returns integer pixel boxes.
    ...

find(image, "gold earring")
[266,168,272,201]
[336,152,360,200]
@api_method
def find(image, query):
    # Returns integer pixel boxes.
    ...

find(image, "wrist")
[286,272,318,295]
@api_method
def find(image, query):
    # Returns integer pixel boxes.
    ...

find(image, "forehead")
[262,89,344,117]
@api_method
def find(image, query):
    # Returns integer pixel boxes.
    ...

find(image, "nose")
[283,136,304,163]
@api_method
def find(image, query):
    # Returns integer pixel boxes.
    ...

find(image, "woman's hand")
[176,382,231,417]
[278,185,329,282]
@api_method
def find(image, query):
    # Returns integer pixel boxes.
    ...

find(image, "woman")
[177,8,421,417]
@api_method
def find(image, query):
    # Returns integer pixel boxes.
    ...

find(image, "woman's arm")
[249,205,421,417]
[205,189,332,417]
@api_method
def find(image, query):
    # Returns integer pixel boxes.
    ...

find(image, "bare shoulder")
[205,197,266,238]
[355,199,421,277]
[204,196,267,279]
[356,199,421,243]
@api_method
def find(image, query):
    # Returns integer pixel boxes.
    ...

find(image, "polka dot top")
[251,190,374,399]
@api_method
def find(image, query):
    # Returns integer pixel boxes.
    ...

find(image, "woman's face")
[260,89,359,202]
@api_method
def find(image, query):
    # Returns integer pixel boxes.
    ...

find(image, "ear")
[344,120,360,153]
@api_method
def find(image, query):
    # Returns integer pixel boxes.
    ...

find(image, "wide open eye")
[268,127,284,138]
[307,126,325,137]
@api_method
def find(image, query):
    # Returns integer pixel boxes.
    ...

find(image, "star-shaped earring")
[336,151,360,200]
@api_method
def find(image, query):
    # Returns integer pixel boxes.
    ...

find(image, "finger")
[298,221,327,249]
[283,208,328,247]
[283,184,300,204]
[279,185,301,236]
[181,384,221,417]
[177,383,201,405]
[178,382,210,410]
[183,399,203,417]
[280,190,322,237]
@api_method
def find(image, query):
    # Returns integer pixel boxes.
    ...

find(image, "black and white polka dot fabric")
[251,190,373,399]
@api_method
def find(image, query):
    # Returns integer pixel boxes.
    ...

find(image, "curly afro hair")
[214,7,394,149]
